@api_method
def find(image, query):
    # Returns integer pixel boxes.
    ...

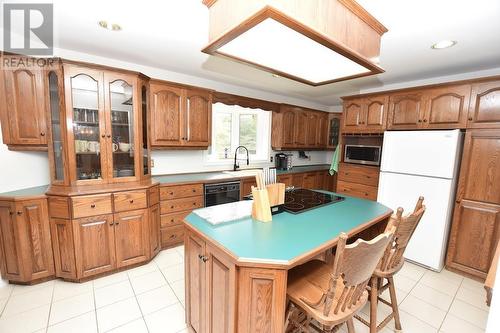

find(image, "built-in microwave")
[344,144,381,166]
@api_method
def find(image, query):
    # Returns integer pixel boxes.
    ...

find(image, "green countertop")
[0,185,49,198]
[185,193,391,265]
[153,164,330,185]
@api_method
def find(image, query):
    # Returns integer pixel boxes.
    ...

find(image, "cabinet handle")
[202,256,208,263]
[171,205,174,209]
[170,192,174,195]
[17,211,22,215]
[9,211,13,216]
[107,134,111,138]
[171,219,174,223]
[169,234,176,239]
[365,193,368,196]
[40,132,45,136]
[110,221,114,226]
[192,189,196,193]
[101,134,106,138]
[198,254,203,260]
[423,119,427,122]
[192,202,196,206]
[129,199,134,203]
[418,119,422,123]
[456,199,461,204]
[115,221,119,226]
[468,117,473,121]
[90,204,96,208]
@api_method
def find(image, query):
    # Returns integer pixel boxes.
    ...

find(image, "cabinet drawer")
[160,184,204,200]
[72,194,112,218]
[161,211,190,228]
[113,190,147,212]
[161,225,184,248]
[337,181,378,200]
[338,163,379,187]
[160,196,204,214]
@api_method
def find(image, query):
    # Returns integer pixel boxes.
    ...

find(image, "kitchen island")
[183,193,392,333]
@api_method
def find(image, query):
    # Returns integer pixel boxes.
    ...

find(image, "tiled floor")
[0,245,490,333]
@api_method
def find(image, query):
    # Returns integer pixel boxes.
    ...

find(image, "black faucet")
[233,146,249,171]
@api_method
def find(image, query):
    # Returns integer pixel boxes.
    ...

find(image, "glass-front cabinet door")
[105,73,138,181]
[66,66,107,184]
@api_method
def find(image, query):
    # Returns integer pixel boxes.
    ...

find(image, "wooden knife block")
[251,183,285,222]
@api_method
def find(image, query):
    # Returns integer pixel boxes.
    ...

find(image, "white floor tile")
[108,318,148,333]
[174,245,185,258]
[400,294,447,328]
[379,285,408,305]
[399,261,427,281]
[153,250,183,268]
[96,297,142,332]
[393,273,419,293]
[52,280,93,302]
[93,271,129,290]
[440,313,485,333]
[11,280,54,296]
[144,303,186,333]
[410,283,454,311]
[0,297,8,314]
[136,285,179,315]
[161,263,185,283]
[448,299,489,329]
[2,285,53,317]
[95,280,134,309]
[48,291,94,325]
[130,271,167,295]
[419,271,461,297]
[169,280,185,302]
[461,277,486,293]
[398,310,439,333]
[126,261,159,278]
[47,311,97,333]
[455,285,489,311]
[0,304,50,333]
[0,282,14,299]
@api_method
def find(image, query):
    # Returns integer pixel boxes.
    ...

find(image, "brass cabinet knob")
[101,134,106,138]
[468,117,473,121]
[40,132,45,136]
[17,211,22,215]
[423,119,427,122]
[107,134,111,138]
[129,199,134,203]
[90,204,96,208]
[170,192,174,195]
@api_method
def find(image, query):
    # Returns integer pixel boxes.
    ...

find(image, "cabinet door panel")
[50,218,77,279]
[388,93,424,129]
[114,209,149,267]
[343,100,363,131]
[0,202,23,280]
[295,111,308,146]
[447,200,500,277]
[281,109,296,146]
[185,90,211,147]
[4,68,47,145]
[303,172,318,189]
[150,83,184,146]
[186,232,206,333]
[316,113,329,147]
[206,244,236,333]
[306,113,319,146]
[425,85,470,128]
[292,173,305,188]
[468,81,500,128]
[150,204,161,257]
[277,174,293,187]
[74,214,116,278]
[459,130,500,204]
[365,96,387,131]
[17,200,54,279]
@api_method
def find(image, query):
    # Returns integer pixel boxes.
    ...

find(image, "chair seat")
[287,260,368,327]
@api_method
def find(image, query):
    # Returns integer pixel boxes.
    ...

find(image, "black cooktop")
[283,189,344,214]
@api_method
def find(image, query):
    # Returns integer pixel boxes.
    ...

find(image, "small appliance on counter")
[275,153,293,170]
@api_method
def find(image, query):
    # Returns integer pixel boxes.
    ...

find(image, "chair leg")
[369,276,378,333]
[388,277,402,332]
[346,318,356,333]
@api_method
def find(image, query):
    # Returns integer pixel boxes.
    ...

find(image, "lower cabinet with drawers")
[47,183,161,281]
[159,183,204,249]
[336,163,380,200]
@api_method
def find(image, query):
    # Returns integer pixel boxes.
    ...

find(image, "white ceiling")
[5,0,500,107]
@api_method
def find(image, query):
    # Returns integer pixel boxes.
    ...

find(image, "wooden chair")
[356,196,426,333]
[285,228,395,333]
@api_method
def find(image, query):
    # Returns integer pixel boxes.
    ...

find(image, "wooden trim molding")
[212,91,280,112]
[202,0,217,8]
[338,0,388,35]
[202,6,384,86]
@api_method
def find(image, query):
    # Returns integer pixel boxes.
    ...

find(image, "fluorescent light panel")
[218,18,371,84]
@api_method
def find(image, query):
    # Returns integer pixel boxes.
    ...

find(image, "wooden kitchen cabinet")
[424,85,471,128]
[316,113,329,147]
[343,99,364,131]
[467,80,500,129]
[277,174,293,187]
[150,81,212,149]
[295,110,309,147]
[337,163,379,200]
[149,204,161,258]
[447,130,500,279]
[0,198,54,283]
[303,172,319,189]
[342,96,388,133]
[0,56,48,150]
[241,178,257,198]
[185,231,237,333]
[114,209,149,268]
[280,106,297,147]
[387,92,425,130]
[73,214,116,278]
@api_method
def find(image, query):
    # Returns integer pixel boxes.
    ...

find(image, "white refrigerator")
[377,130,463,271]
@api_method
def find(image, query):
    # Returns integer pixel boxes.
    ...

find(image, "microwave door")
[345,145,380,166]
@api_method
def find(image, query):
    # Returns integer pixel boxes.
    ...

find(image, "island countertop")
[184,193,392,269]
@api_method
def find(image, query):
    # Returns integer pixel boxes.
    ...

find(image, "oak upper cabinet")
[316,113,329,147]
[185,231,236,333]
[150,81,212,149]
[0,56,48,150]
[294,110,309,147]
[467,80,500,129]
[0,199,54,283]
[281,106,297,146]
[387,92,425,129]
[424,85,471,129]
[73,214,116,278]
[305,112,320,146]
[327,113,342,149]
[114,209,149,268]
[342,96,387,133]
[447,130,500,279]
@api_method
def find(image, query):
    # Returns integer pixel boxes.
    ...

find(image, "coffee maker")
[275,153,293,170]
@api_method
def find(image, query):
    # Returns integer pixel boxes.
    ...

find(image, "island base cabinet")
[185,228,287,333]
[0,199,55,283]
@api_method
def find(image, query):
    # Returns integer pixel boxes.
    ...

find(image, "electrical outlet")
[151,159,155,167]
[270,156,273,163]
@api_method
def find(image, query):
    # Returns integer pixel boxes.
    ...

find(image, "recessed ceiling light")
[98,20,122,31]
[431,40,457,50]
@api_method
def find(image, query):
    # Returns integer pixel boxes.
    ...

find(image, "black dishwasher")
[204,181,241,207]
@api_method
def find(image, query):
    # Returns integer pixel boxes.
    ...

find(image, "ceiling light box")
[202,0,388,86]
